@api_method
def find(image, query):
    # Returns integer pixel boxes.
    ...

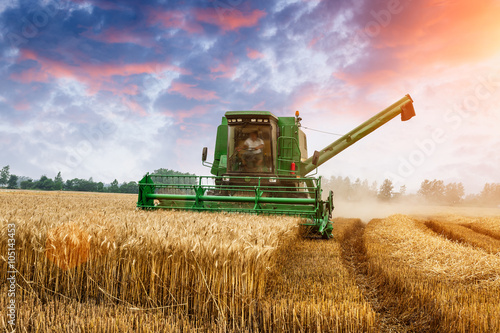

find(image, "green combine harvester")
[137,95,416,238]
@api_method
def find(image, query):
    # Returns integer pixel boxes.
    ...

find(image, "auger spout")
[300,94,415,176]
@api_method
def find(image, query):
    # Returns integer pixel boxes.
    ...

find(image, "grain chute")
[138,95,416,238]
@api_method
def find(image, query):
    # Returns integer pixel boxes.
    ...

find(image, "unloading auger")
[137,95,416,238]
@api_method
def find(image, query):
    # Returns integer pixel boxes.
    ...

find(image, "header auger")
[138,94,416,238]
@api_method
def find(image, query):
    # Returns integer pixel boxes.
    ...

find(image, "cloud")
[83,27,155,47]
[162,104,214,125]
[194,8,266,32]
[13,101,30,110]
[246,48,265,59]
[148,9,203,34]
[168,81,219,101]
[209,53,238,80]
[10,49,187,95]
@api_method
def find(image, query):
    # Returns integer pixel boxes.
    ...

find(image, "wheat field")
[1,190,500,332]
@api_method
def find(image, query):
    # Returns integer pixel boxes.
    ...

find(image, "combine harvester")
[137,95,416,238]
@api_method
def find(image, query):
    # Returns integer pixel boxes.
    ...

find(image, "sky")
[0,0,499,194]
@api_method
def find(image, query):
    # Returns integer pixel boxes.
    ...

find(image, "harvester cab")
[224,112,278,174]
[138,95,416,239]
[208,111,306,177]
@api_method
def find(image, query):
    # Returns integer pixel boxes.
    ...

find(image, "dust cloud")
[332,199,500,223]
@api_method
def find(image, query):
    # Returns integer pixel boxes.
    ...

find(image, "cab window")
[227,125,273,173]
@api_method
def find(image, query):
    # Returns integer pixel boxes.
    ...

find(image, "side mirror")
[202,147,208,162]
[312,150,320,166]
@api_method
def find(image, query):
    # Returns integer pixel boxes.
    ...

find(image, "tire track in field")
[339,219,433,333]
[263,227,378,333]
[460,223,500,241]
[424,220,500,254]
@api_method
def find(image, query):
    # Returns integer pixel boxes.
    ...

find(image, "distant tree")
[418,179,445,203]
[96,182,104,192]
[109,179,120,192]
[480,183,500,206]
[84,178,97,192]
[67,178,97,192]
[418,179,432,198]
[322,176,379,201]
[362,179,370,193]
[400,185,407,196]
[351,178,362,200]
[444,182,465,205]
[21,178,34,189]
[378,179,393,201]
[17,176,31,188]
[54,172,63,190]
[7,175,18,189]
[370,181,378,196]
[153,168,194,176]
[36,175,55,191]
[119,181,139,194]
[64,179,74,191]
[0,165,10,186]
[323,176,351,200]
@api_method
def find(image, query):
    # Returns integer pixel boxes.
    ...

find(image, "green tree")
[109,179,119,192]
[21,179,34,189]
[66,178,97,192]
[153,168,194,176]
[378,179,393,201]
[65,179,74,191]
[36,175,55,191]
[0,165,10,186]
[7,175,18,189]
[54,172,63,190]
[119,181,139,194]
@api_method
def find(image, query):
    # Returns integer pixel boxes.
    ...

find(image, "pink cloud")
[246,48,265,59]
[194,8,266,31]
[83,27,154,48]
[148,9,203,34]
[210,53,238,79]
[10,67,50,83]
[307,35,323,49]
[121,96,147,116]
[251,101,266,109]
[168,82,219,101]
[162,104,214,124]
[11,49,188,96]
[13,101,30,111]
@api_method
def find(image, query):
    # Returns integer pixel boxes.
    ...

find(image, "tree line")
[0,166,192,194]
[322,175,499,207]
[1,165,499,206]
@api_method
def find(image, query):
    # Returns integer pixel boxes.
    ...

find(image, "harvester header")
[138,95,416,238]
